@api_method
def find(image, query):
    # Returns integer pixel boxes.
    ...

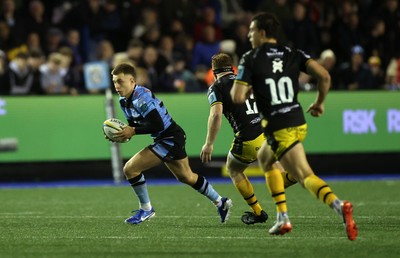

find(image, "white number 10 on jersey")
[266,76,294,105]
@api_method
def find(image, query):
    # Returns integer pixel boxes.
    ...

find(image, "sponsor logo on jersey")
[272,59,284,73]
[266,48,284,57]
[237,65,244,80]
[208,92,217,104]
[140,103,148,113]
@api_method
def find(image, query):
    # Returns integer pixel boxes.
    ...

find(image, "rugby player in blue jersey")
[201,53,297,225]
[231,13,357,240]
[109,63,232,224]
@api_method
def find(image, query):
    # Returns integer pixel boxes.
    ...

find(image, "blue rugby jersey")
[119,85,173,138]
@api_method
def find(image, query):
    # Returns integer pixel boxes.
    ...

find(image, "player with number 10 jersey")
[235,44,311,133]
[231,12,357,240]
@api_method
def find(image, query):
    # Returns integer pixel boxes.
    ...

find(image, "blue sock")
[128,173,151,210]
[192,175,220,203]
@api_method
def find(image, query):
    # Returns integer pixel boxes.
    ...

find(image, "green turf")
[0,180,399,258]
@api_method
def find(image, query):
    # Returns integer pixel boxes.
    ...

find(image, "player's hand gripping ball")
[103,118,129,143]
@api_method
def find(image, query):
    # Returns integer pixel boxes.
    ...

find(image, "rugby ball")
[103,118,129,143]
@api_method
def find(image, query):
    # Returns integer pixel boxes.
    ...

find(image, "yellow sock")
[281,171,297,188]
[265,168,287,213]
[304,174,338,206]
[235,176,263,215]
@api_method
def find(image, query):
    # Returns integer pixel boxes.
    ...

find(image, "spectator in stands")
[39,52,68,94]
[377,0,400,67]
[191,25,220,71]
[62,29,84,69]
[331,1,363,65]
[138,45,169,92]
[193,6,223,43]
[158,0,197,35]
[94,39,114,67]
[162,53,200,92]
[114,0,141,46]
[27,49,45,95]
[0,20,17,54]
[59,46,82,95]
[8,52,33,95]
[232,22,252,60]
[62,29,84,80]
[364,18,388,69]
[169,21,193,65]
[338,45,374,90]
[158,35,176,64]
[24,0,49,52]
[132,7,159,40]
[0,0,398,93]
[50,1,73,25]
[166,18,185,40]
[26,32,43,54]
[59,0,106,62]
[368,56,386,90]
[0,0,16,25]
[284,1,320,58]
[300,49,340,90]
[44,27,64,56]
[126,38,144,66]
[218,0,247,36]
[385,55,400,90]
[140,25,161,47]
[315,2,337,52]
[0,0,25,46]
[101,0,123,52]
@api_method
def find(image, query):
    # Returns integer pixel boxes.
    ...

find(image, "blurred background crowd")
[0,0,400,95]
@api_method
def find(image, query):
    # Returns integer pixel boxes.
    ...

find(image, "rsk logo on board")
[343,109,400,134]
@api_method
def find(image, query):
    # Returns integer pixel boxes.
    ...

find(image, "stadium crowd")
[0,0,399,95]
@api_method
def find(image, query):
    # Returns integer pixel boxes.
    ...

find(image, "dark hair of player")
[251,12,281,39]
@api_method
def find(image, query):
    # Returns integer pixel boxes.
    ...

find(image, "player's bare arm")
[231,82,252,104]
[201,104,223,163]
[305,59,331,117]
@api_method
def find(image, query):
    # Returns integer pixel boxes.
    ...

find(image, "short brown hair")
[211,53,233,70]
[111,63,136,78]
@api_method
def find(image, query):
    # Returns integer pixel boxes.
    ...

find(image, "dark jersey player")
[231,12,358,240]
[201,53,296,225]
[108,62,232,224]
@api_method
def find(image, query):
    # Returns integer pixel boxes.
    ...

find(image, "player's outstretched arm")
[305,60,331,117]
[201,104,223,163]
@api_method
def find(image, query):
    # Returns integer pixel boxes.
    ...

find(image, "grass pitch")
[0,179,399,258]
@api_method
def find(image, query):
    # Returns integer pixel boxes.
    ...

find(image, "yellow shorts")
[230,133,265,164]
[268,124,308,160]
